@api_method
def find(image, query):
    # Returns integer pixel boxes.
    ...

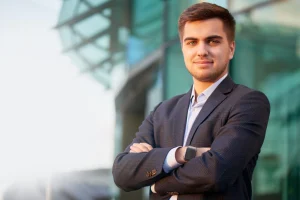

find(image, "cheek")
[184,49,195,60]
[182,51,192,61]
[212,49,228,61]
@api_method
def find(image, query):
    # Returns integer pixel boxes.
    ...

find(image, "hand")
[129,143,153,153]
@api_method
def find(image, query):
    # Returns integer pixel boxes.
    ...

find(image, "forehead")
[182,18,227,40]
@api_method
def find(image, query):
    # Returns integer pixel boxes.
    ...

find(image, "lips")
[193,60,213,64]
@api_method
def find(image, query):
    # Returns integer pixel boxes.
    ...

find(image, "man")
[113,2,270,200]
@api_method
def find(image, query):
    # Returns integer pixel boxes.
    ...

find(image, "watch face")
[184,146,197,161]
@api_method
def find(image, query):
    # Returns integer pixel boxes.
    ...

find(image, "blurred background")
[0,0,299,200]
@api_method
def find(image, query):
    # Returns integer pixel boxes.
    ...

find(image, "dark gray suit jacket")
[113,76,270,200]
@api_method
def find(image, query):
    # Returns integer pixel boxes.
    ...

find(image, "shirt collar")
[190,73,228,105]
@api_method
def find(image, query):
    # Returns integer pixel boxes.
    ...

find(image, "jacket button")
[146,171,151,177]
[151,169,157,176]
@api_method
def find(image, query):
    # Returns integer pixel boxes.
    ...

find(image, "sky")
[0,0,115,192]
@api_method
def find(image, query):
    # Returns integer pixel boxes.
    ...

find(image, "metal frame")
[55,0,130,88]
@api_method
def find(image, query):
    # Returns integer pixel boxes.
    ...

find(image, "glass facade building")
[56,0,300,199]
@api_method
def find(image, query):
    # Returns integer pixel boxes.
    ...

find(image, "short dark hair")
[178,2,236,42]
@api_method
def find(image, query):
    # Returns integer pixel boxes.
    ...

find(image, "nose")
[196,42,208,57]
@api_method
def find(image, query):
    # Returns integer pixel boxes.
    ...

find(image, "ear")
[229,41,235,60]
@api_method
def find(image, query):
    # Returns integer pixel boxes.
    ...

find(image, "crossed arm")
[129,143,210,164]
[113,91,270,195]
[130,143,210,194]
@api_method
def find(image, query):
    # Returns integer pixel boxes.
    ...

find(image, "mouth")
[193,60,213,64]
[193,60,213,67]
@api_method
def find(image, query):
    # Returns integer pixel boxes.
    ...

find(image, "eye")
[186,41,197,46]
[208,40,220,45]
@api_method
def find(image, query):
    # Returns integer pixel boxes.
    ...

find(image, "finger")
[132,143,150,152]
[129,149,138,153]
[131,144,149,152]
[139,143,153,151]
[130,145,143,153]
[129,143,140,153]
[138,143,153,152]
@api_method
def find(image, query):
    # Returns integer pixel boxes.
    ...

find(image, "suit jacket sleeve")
[155,91,270,195]
[112,103,173,192]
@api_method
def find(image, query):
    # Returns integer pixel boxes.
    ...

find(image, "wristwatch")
[184,146,197,161]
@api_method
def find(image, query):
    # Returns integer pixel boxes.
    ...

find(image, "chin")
[194,73,221,82]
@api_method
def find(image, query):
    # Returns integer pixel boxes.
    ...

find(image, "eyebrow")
[206,35,223,40]
[183,37,198,42]
[183,35,223,42]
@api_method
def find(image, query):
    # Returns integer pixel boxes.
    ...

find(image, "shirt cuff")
[151,184,156,193]
[163,147,182,173]
[170,195,178,200]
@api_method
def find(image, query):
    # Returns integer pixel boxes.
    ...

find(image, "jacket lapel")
[185,76,236,145]
[171,88,192,146]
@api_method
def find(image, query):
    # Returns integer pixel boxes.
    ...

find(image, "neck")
[193,80,214,99]
[193,71,228,98]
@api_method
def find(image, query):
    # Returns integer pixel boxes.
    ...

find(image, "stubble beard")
[188,64,228,83]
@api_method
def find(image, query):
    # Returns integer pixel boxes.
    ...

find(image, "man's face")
[181,18,235,83]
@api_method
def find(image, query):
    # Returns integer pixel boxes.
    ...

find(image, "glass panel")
[78,44,109,65]
[251,0,300,28]
[229,0,267,12]
[76,1,89,15]
[132,0,162,27]
[118,27,129,46]
[126,36,148,66]
[112,52,124,63]
[102,8,111,17]
[59,26,75,49]
[86,0,109,7]
[59,26,82,49]
[95,35,110,49]
[73,14,110,38]
[127,0,163,66]
[92,68,110,88]
[146,71,163,115]
[100,62,111,72]
[57,0,130,88]
[58,0,80,23]
[166,43,193,99]
[167,0,193,40]
[204,0,227,8]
